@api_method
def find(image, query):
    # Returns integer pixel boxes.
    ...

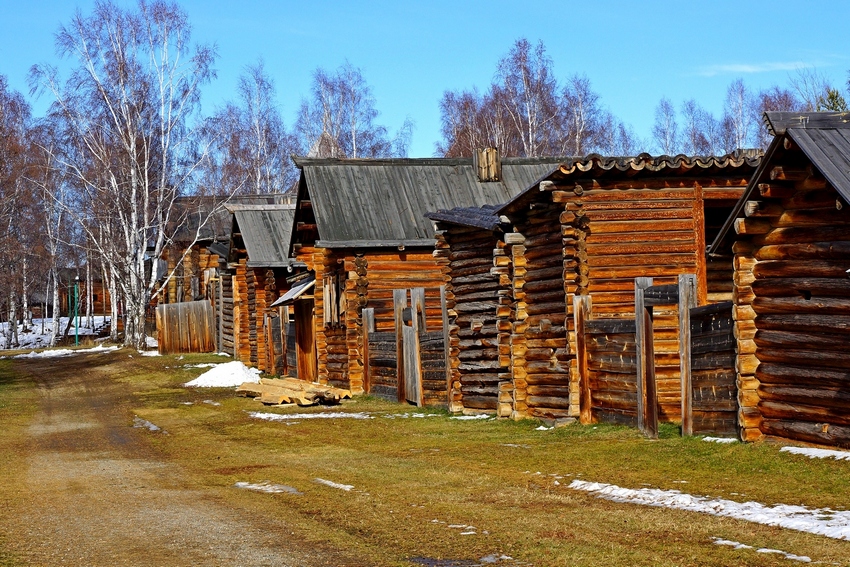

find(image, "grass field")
[3,350,850,566]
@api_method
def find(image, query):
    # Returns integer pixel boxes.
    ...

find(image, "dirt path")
[2,354,356,567]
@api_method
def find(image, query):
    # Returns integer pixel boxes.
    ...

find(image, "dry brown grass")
[3,351,850,566]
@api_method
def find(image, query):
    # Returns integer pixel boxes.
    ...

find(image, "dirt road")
[1,354,358,567]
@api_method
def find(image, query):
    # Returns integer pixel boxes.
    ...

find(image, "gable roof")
[227,204,295,267]
[709,111,850,254]
[294,157,565,248]
[497,151,763,215]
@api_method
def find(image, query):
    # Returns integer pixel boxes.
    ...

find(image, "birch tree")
[30,0,216,349]
[295,62,412,159]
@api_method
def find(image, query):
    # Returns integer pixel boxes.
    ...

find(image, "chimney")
[474,147,502,182]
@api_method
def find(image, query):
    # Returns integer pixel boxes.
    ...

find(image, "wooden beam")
[573,294,592,425]
[678,274,697,437]
[634,277,658,439]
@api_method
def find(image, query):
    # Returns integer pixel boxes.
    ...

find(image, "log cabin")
[289,152,565,405]
[438,152,761,424]
[224,203,299,375]
[710,111,850,448]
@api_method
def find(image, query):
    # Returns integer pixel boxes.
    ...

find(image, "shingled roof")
[709,111,850,254]
[498,151,763,215]
[227,204,295,267]
[294,157,565,248]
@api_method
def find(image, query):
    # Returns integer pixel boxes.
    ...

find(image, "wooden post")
[440,285,451,408]
[362,307,375,394]
[403,292,424,406]
[635,277,658,439]
[573,294,592,425]
[678,274,697,436]
[393,289,407,403]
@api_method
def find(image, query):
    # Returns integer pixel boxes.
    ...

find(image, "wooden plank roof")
[709,112,850,254]
[498,151,763,215]
[294,157,564,248]
[228,205,295,267]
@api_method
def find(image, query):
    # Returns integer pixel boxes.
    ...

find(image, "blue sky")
[2,0,849,157]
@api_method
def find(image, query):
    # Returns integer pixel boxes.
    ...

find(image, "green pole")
[74,277,79,347]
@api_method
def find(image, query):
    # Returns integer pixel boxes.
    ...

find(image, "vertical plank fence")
[156,300,215,354]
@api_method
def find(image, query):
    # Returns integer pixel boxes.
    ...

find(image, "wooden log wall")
[584,317,638,425]
[689,301,738,436]
[220,272,235,355]
[367,331,398,400]
[733,162,850,447]
[437,226,504,413]
[506,203,573,421]
[285,310,297,377]
[555,184,704,422]
[420,330,448,406]
[358,250,448,405]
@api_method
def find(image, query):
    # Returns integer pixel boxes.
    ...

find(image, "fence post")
[393,289,407,403]
[635,277,658,439]
[678,274,697,436]
[573,294,592,424]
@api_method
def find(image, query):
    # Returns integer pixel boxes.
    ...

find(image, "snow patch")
[13,344,119,359]
[451,414,492,421]
[133,416,165,434]
[139,350,161,357]
[145,335,158,348]
[780,446,850,461]
[703,436,738,444]
[183,361,260,387]
[535,426,553,431]
[250,411,373,421]
[570,480,850,540]
[713,538,811,562]
[314,478,354,491]
[234,481,301,495]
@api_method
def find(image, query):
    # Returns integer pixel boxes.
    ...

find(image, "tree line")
[1,1,848,350]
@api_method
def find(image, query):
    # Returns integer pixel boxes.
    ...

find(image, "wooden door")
[294,298,317,383]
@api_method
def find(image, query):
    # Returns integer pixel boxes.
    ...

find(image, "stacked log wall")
[360,249,449,406]
[439,227,503,413]
[509,204,573,421]
[220,272,235,355]
[734,165,850,447]
[555,184,702,422]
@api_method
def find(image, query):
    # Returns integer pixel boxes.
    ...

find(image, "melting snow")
[234,481,302,495]
[184,360,260,387]
[713,538,811,562]
[570,480,850,540]
[703,436,738,444]
[780,446,850,461]
[13,344,119,359]
[314,478,354,491]
[250,411,373,421]
[133,416,165,434]
[451,414,492,421]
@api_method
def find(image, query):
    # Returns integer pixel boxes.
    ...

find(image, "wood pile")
[237,377,351,406]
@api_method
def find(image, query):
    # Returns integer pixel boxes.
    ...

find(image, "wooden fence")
[363,287,449,407]
[156,300,216,354]
[575,275,739,438]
